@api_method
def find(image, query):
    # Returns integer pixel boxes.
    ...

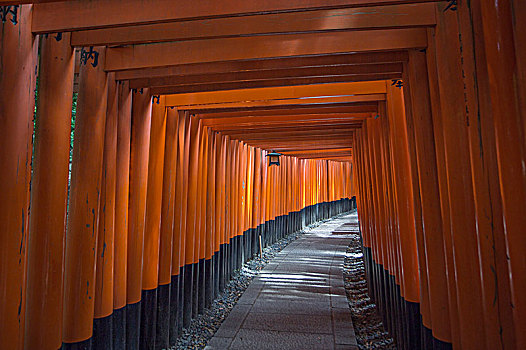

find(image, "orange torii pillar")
[224,139,234,285]
[24,33,73,350]
[173,111,190,336]
[93,73,119,349]
[24,34,74,349]
[141,96,167,349]
[214,133,226,294]
[433,8,487,349]
[480,1,526,347]
[126,88,152,350]
[205,130,217,307]
[252,150,262,258]
[182,117,200,327]
[157,107,179,348]
[171,111,189,339]
[196,126,209,315]
[62,47,108,349]
[385,83,421,349]
[0,6,37,349]
[400,65,433,349]
[221,136,232,289]
[454,2,514,348]
[231,141,240,271]
[405,51,452,349]
[113,81,132,349]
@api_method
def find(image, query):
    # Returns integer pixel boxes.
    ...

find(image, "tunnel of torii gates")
[0,1,524,350]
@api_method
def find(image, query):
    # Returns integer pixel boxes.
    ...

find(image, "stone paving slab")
[205,214,358,350]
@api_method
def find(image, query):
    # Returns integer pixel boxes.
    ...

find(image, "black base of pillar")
[198,258,205,315]
[204,257,213,309]
[156,283,171,350]
[361,245,453,350]
[218,244,226,292]
[93,313,113,350]
[62,338,92,350]
[182,264,193,328]
[125,301,141,350]
[192,260,200,318]
[140,289,158,350]
[213,250,220,297]
[113,306,126,350]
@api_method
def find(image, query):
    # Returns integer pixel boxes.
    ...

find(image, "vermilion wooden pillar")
[456,2,514,348]
[214,133,226,293]
[433,5,487,348]
[406,50,451,346]
[175,111,190,335]
[157,107,178,348]
[400,69,432,337]
[252,150,262,254]
[171,110,188,283]
[93,72,118,347]
[168,109,186,344]
[0,6,37,349]
[143,97,166,291]
[113,81,132,350]
[141,95,166,348]
[479,1,526,347]
[205,129,216,305]
[424,29,461,349]
[126,88,152,349]
[386,82,421,346]
[114,81,132,312]
[62,46,108,346]
[183,116,200,326]
[24,32,73,350]
[196,126,208,314]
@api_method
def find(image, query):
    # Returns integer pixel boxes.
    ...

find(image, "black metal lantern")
[266,150,282,166]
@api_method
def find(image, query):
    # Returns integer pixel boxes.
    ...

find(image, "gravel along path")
[172,214,348,350]
[341,212,396,350]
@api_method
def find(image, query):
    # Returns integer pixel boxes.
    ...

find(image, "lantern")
[266,150,282,166]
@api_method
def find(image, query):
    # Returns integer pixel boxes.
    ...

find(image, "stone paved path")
[205,213,358,350]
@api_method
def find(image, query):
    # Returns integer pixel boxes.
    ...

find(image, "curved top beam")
[30,0,438,33]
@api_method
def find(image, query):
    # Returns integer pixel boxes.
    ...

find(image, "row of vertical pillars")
[353,2,526,350]
[0,8,355,349]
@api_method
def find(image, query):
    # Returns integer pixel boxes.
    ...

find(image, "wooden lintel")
[32,0,437,33]
[196,104,378,117]
[129,63,403,89]
[115,52,408,81]
[200,113,370,126]
[150,73,400,95]
[70,4,435,46]
[104,28,427,71]
[164,81,386,107]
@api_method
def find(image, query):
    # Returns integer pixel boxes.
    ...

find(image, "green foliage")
[70,92,78,163]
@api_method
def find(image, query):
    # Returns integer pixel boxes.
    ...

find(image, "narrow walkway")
[206,214,358,350]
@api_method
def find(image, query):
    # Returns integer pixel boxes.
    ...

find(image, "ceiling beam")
[261,144,354,151]
[70,4,435,46]
[176,94,385,110]
[211,121,364,131]
[196,104,378,117]
[200,113,371,126]
[104,28,427,71]
[32,0,438,33]
[227,131,355,140]
[219,125,360,135]
[150,73,399,95]
[115,52,408,81]
[130,63,403,89]
[250,142,354,150]
[164,81,386,107]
